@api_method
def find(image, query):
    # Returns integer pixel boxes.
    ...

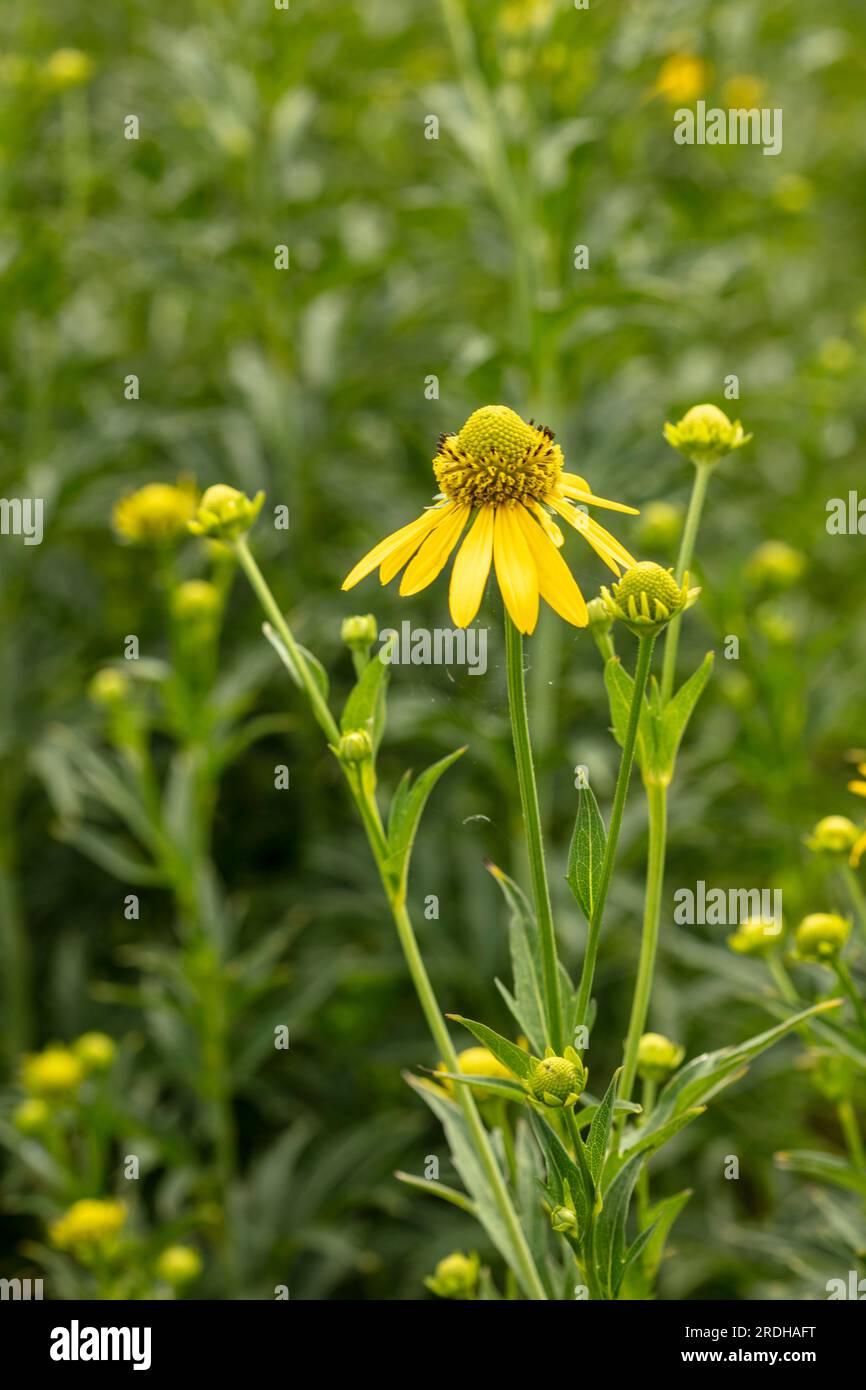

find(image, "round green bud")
[73,1032,116,1073]
[794,912,850,963]
[527,1049,585,1107]
[424,1250,480,1300]
[586,596,612,633]
[341,614,378,651]
[188,484,265,541]
[663,404,751,467]
[745,540,807,590]
[88,668,129,707]
[550,1205,578,1235]
[807,816,860,857]
[338,729,373,764]
[636,1032,685,1083]
[602,561,692,635]
[727,916,782,957]
[155,1245,203,1287]
[170,579,221,623]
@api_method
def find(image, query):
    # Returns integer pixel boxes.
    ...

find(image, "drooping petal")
[851,830,866,868]
[848,781,866,799]
[547,495,636,576]
[514,505,588,628]
[557,476,639,515]
[529,501,564,548]
[449,505,495,628]
[399,504,470,596]
[342,504,452,590]
[494,504,539,635]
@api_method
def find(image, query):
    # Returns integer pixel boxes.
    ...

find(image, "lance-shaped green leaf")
[427,1070,529,1105]
[604,656,654,773]
[262,623,329,702]
[586,1068,621,1186]
[340,640,390,750]
[446,1015,533,1081]
[656,652,713,774]
[488,863,546,1055]
[382,748,466,896]
[775,1149,866,1198]
[592,1150,645,1299]
[566,782,607,923]
[620,1106,706,1161]
[529,1111,593,1238]
[394,1171,477,1215]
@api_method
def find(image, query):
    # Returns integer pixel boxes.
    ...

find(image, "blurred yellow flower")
[21,1047,84,1100]
[74,1032,116,1072]
[13,1098,51,1134]
[498,0,554,38]
[88,667,130,707]
[50,1199,126,1252]
[721,75,765,109]
[113,479,198,546]
[343,405,638,636]
[655,54,709,105]
[155,1245,203,1286]
[745,540,807,589]
[44,49,94,89]
[847,766,866,866]
[436,1046,515,1096]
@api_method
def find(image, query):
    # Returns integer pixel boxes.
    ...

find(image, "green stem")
[619,781,668,1109]
[841,864,866,947]
[660,464,712,702]
[504,613,563,1052]
[838,1098,866,1172]
[767,953,799,1005]
[575,633,656,1032]
[834,959,866,1037]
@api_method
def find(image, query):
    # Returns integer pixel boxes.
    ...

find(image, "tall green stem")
[620,781,668,1109]
[504,614,563,1053]
[660,464,712,702]
[841,864,866,947]
[575,633,656,1031]
[834,959,866,1037]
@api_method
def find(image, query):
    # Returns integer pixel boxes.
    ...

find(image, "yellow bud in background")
[74,1032,116,1073]
[155,1245,203,1287]
[663,404,751,467]
[50,1199,126,1252]
[188,484,265,541]
[806,816,860,858]
[13,1097,51,1134]
[44,49,94,89]
[636,1032,685,1082]
[21,1047,84,1100]
[424,1250,480,1300]
[793,913,850,963]
[88,668,130,707]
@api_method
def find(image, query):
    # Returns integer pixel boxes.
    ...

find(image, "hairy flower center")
[433,405,563,507]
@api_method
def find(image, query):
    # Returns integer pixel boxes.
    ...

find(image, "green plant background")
[1,0,865,1298]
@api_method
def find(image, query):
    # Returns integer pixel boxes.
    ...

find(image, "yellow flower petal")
[558,477,640,515]
[494,505,539,635]
[529,501,564,548]
[547,496,636,575]
[850,830,866,869]
[848,781,866,799]
[449,506,495,628]
[399,504,470,596]
[342,506,451,590]
[514,505,588,628]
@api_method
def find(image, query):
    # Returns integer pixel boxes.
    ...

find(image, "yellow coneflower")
[50,1198,126,1252]
[21,1047,84,1100]
[113,478,198,545]
[654,54,709,105]
[342,405,638,635]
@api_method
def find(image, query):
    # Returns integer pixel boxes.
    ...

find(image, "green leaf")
[586,1069,621,1186]
[528,1111,593,1238]
[639,1189,692,1287]
[340,643,389,749]
[604,656,652,773]
[394,1171,477,1215]
[262,623,329,702]
[488,863,546,1055]
[592,1150,644,1299]
[775,1150,866,1198]
[657,652,714,774]
[446,1015,533,1081]
[382,748,465,895]
[514,1119,555,1295]
[620,1106,705,1162]
[565,782,607,923]
[429,1070,528,1104]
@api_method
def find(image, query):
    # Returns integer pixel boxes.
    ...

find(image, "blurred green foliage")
[1,0,866,1298]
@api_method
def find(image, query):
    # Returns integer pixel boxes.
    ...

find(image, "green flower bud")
[341,613,378,652]
[188,484,265,541]
[745,540,807,590]
[663,403,751,467]
[601,561,696,636]
[526,1047,586,1108]
[338,729,373,763]
[170,579,221,624]
[424,1250,480,1300]
[73,1032,116,1073]
[727,916,782,957]
[550,1205,579,1235]
[88,668,130,707]
[585,596,612,633]
[636,1032,685,1083]
[806,816,860,858]
[155,1245,203,1287]
[636,500,683,553]
[13,1097,51,1134]
[793,912,850,963]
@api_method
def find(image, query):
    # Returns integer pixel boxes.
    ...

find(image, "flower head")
[170,580,221,624]
[188,484,264,541]
[663,404,751,467]
[727,916,782,957]
[74,1032,116,1073]
[44,48,94,89]
[424,1250,480,1300]
[50,1199,126,1253]
[113,479,198,545]
[342,405,638,636]
[340,613,378,653]
[21,1047,84,1100]
[155,1245,203,1287]
[436,1046,515,1097]
[806,816,860,858]
[88,667,130,707]
[601,561,697,635]
[636,1032,685,1083]
[338,730,373,764]
[793,912,850,963]
[655,54,709,104]
[13,1098,51,1134]
[526,1046,586,1108]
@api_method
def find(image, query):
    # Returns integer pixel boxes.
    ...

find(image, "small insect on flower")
[50,1199,126,1253]
[21,1047,85,1100]
[601,561,698,636]
[663,404,751,468]
[424,1250,480,1300]
[342,405,638,635]
[113,478,199,545]
[636,1032,685,1082]
[793,913,851,963]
